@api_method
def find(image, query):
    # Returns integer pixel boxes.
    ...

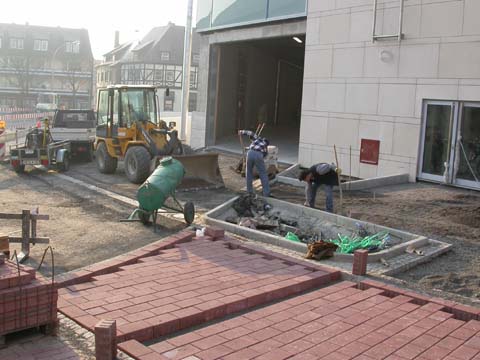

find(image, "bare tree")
[1,55,30,107]
[65,60,87,109]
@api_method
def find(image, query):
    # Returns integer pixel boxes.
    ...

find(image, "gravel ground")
[0,162,180,274]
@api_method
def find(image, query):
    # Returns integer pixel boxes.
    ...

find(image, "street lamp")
[180,0,194,141]
[50,40,80,107]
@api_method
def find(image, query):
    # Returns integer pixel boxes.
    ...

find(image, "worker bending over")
[238,129,271,197]
[298,163,340,213]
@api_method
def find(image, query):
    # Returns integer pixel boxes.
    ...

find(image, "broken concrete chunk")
[233,194,271,218]
[254,217,279,230]
[239,217,257,229]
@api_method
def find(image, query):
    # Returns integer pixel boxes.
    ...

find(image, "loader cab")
[96,85,158,138]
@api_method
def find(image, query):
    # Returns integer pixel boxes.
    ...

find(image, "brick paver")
[58,237,339,343]
[119,281,480,360]
[0,258,58,337]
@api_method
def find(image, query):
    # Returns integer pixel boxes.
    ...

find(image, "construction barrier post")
[0,120,5,160]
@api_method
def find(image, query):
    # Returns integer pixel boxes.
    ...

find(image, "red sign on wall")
[360,139,380,165]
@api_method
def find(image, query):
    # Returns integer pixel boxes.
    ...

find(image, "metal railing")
[372,0,405,42]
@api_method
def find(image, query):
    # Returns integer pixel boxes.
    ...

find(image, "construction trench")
[205,194,452,273]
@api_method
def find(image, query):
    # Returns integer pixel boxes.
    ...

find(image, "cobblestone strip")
[58,313,134,360]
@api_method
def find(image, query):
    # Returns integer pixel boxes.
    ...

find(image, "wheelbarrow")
[126,157,195,232]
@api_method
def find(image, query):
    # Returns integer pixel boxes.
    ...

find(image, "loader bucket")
[173,152,224,190]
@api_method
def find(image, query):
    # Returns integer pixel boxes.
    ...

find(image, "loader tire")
[125,146,151,184]
[96,142,117,174]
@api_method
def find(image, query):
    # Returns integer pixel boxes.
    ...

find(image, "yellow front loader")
[94,85,222,186]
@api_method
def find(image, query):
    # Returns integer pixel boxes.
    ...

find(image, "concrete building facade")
[192,0,480,190]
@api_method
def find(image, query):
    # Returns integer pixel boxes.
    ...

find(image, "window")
[193,54,200,63]
[164,89,175,111]
[10,38,24,49]
[212,0,267,27]
[165,70,175,82]
[419,100,480,189]
[97,90,109,125]
[372,0,404,41]
[34,39,48,51]
[120,88,156,126]
[189,92,197,112]
[190,67,198,89]
[190,70,197,84]
[160,52,170,61]
[268,0,307,18]
[155,68,164,84]
[197,0,213,30]
[197,0,307,32]
[65,41,80,53]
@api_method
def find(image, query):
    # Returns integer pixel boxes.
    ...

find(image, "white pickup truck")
[49,110,96,161]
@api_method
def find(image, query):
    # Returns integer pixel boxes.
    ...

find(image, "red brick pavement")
[119,281,480,360]
[58,236,339,343]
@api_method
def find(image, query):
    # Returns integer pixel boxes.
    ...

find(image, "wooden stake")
[334,145,343,214]
[239,132,246,174]
[21,209,30,260]
[257,122,266,137]
[254,123,261,136]
[349,145,352,189]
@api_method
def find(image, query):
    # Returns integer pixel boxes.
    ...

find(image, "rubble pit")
[205,195,451,264]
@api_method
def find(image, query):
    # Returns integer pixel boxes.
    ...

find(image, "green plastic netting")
[328,232,390,254]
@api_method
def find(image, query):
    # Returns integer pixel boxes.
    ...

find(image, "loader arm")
[137,121,158,156]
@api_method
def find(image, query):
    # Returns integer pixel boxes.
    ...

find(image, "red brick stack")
[0,256,58,336]
[352,249,369,276]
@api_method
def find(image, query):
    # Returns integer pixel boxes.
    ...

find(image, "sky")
[1,0,197,59]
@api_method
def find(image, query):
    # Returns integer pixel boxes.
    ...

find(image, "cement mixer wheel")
[183,201,195,225]
[125,146,151,184]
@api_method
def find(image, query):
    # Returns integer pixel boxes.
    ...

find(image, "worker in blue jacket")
[238,129,271,197]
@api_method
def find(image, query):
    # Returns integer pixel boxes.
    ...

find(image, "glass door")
[454,103,480,189]
[419,101,457,183]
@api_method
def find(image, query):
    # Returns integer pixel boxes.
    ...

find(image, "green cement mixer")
[128,157,195,230]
